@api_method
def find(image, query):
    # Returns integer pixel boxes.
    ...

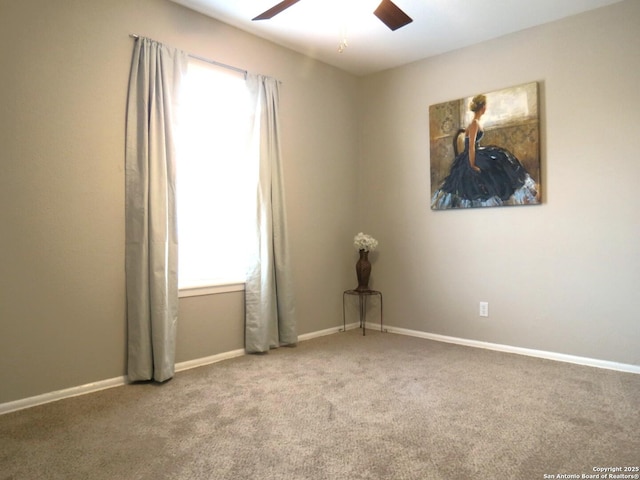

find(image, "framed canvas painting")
[429,82,541,210]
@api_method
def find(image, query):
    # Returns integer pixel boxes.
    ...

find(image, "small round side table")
[342,289,385,336]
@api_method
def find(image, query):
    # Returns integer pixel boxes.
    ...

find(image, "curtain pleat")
[125,37,187,382]
[245,75,297,353]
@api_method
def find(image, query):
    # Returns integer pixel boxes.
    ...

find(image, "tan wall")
[0,0,359,403]
[358,0,640,365]
[2,0,638,406]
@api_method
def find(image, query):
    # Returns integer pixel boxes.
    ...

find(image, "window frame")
[178,282,245,298]
[175,59,253,294]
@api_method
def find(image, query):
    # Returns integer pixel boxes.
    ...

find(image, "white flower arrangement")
[353,232,378,252]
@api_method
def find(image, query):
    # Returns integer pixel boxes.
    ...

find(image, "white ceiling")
[170,0,622,76]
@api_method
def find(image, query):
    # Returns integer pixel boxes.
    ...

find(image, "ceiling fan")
[252,0,413,31]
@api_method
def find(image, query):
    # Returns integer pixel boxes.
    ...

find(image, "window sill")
[179,282,245,298]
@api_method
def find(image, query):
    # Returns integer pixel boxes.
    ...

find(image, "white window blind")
[176,60,253,290]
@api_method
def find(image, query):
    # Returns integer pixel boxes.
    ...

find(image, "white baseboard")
[0,328,356,415]
[298,322,360,341]
[0,376,129,415]
[0,349,247,415]
[175,324,362,374]
[3,322,637,415]
[174,348,245,373]
[379,324,640,375]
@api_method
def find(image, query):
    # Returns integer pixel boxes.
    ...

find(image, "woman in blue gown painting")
[431,94,538,209]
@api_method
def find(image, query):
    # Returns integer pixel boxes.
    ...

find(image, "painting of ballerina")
[430,82,541,210]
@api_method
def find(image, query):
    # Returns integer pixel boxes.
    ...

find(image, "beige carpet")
[1,329,639,479]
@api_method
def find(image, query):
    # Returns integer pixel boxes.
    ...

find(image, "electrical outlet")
[479,301,489,317]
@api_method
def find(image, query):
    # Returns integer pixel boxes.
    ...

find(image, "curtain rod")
[129,34,248,77]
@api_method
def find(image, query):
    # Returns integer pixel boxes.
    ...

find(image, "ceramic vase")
[355,249,371,291]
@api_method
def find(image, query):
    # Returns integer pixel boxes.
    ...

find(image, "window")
[175,60,254,292]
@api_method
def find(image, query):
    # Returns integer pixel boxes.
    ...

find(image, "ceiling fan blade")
[373,0,413,31]
[252,0,302,21]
